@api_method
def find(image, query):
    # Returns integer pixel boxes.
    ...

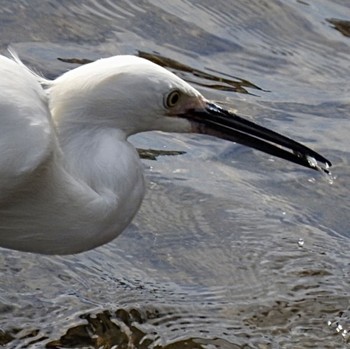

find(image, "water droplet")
[327,173,336,185]
[298,238,304,247]
[336,324,343,333]
[173,168,187,174]
[306,155,318,168]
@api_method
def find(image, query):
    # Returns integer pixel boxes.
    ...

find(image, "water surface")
[0,1,349,348]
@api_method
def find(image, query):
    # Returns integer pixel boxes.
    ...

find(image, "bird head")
[49,55,331,173]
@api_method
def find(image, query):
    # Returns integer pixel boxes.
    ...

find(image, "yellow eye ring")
[164,90,180,108]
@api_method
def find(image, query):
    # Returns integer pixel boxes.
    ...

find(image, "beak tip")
[182,102,332,174]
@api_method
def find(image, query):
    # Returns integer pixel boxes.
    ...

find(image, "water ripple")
[0,0,349,348]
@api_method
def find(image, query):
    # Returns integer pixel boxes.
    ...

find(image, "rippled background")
[0,1,349,348]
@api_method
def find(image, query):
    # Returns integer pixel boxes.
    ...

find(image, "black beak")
[183,102,331,173]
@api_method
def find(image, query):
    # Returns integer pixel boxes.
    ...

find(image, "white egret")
[0,53,331,254]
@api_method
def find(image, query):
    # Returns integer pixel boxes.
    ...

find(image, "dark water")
[0,1,350,348]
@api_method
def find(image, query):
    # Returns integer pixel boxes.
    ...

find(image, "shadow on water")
[57,51,265,95]
[327,18,350,38]
[137,51,265,95]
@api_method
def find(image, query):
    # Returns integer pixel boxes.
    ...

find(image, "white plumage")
[0,53,331,254]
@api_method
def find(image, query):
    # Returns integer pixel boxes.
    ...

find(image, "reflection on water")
[0,0,350,348]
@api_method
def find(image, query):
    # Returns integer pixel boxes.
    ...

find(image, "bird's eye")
[164,90,181,108]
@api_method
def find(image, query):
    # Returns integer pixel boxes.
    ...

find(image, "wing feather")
[0,55,54,201]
